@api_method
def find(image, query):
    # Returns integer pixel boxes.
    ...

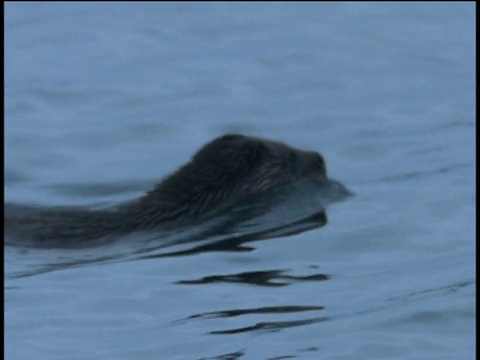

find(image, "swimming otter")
[4,134,351,248]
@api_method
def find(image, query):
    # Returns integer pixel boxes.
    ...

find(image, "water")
[4,3,475,360]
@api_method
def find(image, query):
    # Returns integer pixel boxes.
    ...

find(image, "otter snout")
[319,177,355,205]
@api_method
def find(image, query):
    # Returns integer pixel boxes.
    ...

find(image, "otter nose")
[326,178,355,198]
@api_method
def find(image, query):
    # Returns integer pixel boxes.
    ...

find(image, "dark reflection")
[183,305,325,320]
[198,349,245,360]
[176,269,329,287]
[178,305,328,335]
[137,210,328,259]
[210,316,328,335]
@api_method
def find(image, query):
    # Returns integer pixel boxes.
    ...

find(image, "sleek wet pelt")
[5,134,353,248]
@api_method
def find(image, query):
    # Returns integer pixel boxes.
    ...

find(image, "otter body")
[5,134,350,248]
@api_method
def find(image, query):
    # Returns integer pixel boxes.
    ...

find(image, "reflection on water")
[175,269,330,287]
[178,303,328,336]
[208,316,329,335]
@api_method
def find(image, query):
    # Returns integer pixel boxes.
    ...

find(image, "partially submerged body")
[4,134,352,248]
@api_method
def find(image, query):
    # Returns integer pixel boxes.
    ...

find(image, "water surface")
[5,3,475,360]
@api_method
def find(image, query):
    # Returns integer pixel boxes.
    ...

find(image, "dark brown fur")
[5,134,329,247]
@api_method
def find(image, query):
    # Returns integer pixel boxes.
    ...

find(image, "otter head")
[128,134,335,227]
[195,134,329,192]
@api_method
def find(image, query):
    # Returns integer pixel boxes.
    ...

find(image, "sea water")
[5,3,475,359]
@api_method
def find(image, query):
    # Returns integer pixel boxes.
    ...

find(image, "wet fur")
[5,134,328,247]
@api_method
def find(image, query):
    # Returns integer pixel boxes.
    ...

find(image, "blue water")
[4,3,475,360]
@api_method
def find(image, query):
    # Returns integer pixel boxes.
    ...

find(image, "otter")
[4,134,352,248]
